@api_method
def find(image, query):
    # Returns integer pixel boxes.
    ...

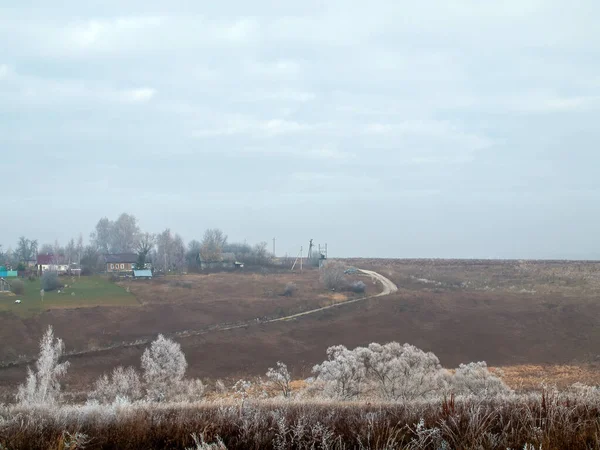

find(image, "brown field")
[1,259,600,400]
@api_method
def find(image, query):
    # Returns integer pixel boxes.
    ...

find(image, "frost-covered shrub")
[567,382,600,401]
[313,342,445,401]
[170,379,206,403]
[312,345,366,400]
[89,366,143,403]
[41,271,62,291]
[141,334,188,401]
[451,362,512,397]
[215,379,227,394]
[17,326,69,405]
[266,361,291,398]
[361,343,445,401]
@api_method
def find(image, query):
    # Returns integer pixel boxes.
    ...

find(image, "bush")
[282,282,297,297]
[348,280,366,293]
[320,261,347,291]
[10,279,25,295]
[41,272,62,292]
[89,366,143,404]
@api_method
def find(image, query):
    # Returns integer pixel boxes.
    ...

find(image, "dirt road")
[268,269,398,322]
[358,269,399,297]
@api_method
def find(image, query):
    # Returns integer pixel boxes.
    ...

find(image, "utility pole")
[273,237,276,257]
[300,246,303,272]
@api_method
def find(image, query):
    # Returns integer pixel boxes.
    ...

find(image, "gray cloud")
[1,1,599,258]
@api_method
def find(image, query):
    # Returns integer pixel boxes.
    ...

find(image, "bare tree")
[136,232,155,269]
[154,229,185,272]
[80,245,103,274]
[111,213,140,253]
[266,361,292,398]
[65,238,76,265]
[91,217,112,253]
[90,213,141,254]
[15,236,38,262]
[320,261,347,290]
[76,234,84,265]
[172,234,186,272]
[200,228,227,262]
[186,240,202,271]
[17,326,69,405]
[39,243,54,255]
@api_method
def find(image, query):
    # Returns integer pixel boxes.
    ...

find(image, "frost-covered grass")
[2,392,600,449]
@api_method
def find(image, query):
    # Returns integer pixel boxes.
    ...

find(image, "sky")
[1,1,599,259]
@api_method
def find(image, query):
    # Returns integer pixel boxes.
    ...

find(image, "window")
[110,264,114,270]
[120,264,125,269]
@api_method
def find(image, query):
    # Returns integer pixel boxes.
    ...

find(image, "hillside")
[1,259,600,399]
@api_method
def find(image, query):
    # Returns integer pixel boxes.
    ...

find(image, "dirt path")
[268,269,398,322]
[0,269,398,367]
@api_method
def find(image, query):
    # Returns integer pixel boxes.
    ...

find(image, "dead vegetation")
[4,394,600,449]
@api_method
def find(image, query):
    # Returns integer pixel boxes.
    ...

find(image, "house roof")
[103,253,138,264]
[37,254,54,265]
[133,269,152,277]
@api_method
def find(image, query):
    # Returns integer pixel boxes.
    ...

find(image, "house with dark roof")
[103,253,138,273]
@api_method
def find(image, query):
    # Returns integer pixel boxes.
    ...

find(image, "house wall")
[106,262,134,273]
[39,264,69,274]
[200,261,235,270]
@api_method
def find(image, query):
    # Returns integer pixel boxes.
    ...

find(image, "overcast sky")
[1,1,599,259]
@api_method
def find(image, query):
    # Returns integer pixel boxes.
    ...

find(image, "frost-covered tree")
[312,345,366,400]
[451,361,512,397]
[266,361,292,398]
[17,326,69,405]
[89,366,143,404]
[141,334,188,401]
[361,342,445,401]
[313,342,447,401]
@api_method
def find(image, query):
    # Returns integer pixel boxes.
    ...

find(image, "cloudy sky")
[2,1,599,258]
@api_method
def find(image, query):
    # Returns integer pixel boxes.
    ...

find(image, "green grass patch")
[0,276,138,317]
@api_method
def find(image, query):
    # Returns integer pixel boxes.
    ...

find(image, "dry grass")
[496,364,600,391]
[4,395,600,449]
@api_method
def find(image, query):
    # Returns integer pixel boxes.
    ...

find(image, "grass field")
[1,260,600,400]
[0,276,138,317]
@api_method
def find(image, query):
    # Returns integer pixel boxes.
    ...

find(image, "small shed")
[0,278,10,293]
[133,269,152,279]
[0,270,17,278]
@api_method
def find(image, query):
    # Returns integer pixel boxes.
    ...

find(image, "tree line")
[0,213,273,274]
